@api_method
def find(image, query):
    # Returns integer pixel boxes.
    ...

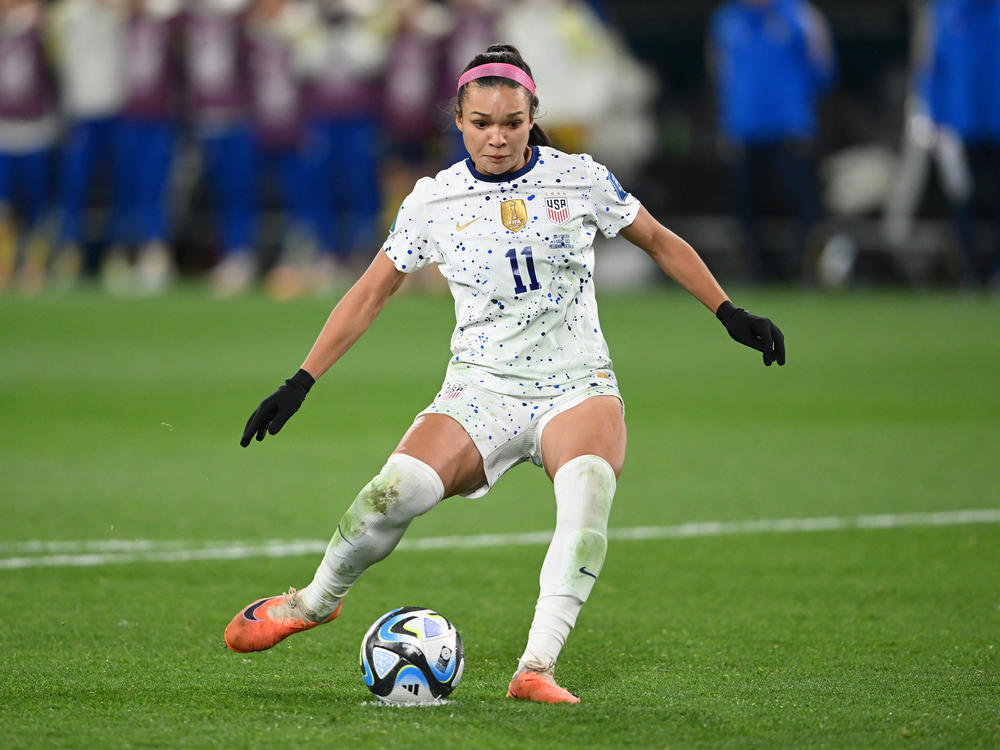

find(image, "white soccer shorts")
[418,371,623,498]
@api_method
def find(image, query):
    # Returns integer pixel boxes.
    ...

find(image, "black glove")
[716,301,786,366]
[240,369,315,447]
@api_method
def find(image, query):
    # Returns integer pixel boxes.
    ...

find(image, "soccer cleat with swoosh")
[224,588,341,653]
[506,669,580,704]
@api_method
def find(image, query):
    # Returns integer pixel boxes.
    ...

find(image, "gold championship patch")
[500,199,528,232]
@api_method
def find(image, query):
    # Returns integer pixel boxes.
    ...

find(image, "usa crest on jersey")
[545,197,569,224]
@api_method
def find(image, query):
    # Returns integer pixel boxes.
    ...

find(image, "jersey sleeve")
[381,178,439,273]
[585,156,641,238]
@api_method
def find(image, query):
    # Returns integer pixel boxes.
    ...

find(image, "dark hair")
[456,44,552,147]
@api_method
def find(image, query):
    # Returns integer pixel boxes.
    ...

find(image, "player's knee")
[354,453,445,524]
[553,454,617,531]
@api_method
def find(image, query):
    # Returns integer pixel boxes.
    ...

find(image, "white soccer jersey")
[382,145,640,396]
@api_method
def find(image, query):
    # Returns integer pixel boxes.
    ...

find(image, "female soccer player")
[224,44,785,704]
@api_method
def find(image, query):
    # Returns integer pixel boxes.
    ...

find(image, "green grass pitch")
[0,284,997,748]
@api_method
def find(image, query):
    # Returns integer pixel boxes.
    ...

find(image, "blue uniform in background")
[58,115,125,249]
[924,0,1000,140]
[304,115,381,262]
[0,149,51,231]
[183,4,257,279]
[710,0,836,281]
[922,0,1000,285]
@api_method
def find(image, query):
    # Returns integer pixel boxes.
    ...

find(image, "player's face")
[456,84,534,175]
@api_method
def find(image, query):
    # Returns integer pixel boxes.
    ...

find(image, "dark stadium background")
[606,1,948,283]
[148,1,972,285]
[609,1,909,206]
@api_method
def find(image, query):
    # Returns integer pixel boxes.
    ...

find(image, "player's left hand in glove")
[240,369,315,446]
[716,300,786,366]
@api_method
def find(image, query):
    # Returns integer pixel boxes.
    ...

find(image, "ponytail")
[529,122,552,147]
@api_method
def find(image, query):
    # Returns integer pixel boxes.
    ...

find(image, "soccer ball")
[359,606,464,705]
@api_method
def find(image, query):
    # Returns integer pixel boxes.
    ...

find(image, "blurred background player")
[0,0,57,293]
[376,0,453,294]
[244,0,315,299]
[297,0,386,289]
[48,0,127,289]
[108,0,183,295]
[379,0,450,213]
[708,0,836,283]
[183,0,258,296]
[8,1,990,294]
[916,0,1000,290]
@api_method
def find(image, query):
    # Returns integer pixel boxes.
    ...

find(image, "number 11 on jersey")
[506,247,542,295]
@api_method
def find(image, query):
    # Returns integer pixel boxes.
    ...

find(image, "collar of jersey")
[465,146,540,183]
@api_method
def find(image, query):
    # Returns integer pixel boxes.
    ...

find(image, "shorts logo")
[545,197,569,224]
[500,199,528,232]
[441,385,465,400]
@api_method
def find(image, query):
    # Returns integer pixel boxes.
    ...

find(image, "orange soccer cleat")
[506,670,580,704]
[224,588,341,653]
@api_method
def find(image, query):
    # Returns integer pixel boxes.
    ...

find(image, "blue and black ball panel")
[359,606,464,703]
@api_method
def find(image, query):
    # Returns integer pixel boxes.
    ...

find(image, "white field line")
[1,509,999,570]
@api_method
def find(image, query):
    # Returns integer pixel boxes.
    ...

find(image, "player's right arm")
[300,251,407,379]
[240,252,407,446]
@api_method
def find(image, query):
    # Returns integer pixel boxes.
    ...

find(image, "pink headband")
[457,63,536,96]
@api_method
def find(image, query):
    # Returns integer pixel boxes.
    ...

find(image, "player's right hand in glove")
[716,300,786,367]
[240,369,315,446]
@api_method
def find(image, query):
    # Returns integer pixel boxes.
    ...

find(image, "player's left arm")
[620,206,727,312]
[620,206,785,366]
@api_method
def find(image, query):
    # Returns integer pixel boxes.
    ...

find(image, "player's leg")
[133,121,177,294]
[988,142,1000,288]
[49,120,97,288]
[935,131,978,286]
[341,117,381,261]
[221,127,256,257]
[224,414,484,653]
[0,154,17,289]
[508,395,625,703]
[775,140,823,282]
[731,144,772,281]
[297,413,484,615]
[10,149,54,293]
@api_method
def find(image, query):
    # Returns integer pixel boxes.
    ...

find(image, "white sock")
[518,455,616,673]
[300,453,445,618]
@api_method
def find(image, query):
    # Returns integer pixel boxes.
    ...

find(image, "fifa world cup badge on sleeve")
[500,199,528,232]
[607,171,627,201]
